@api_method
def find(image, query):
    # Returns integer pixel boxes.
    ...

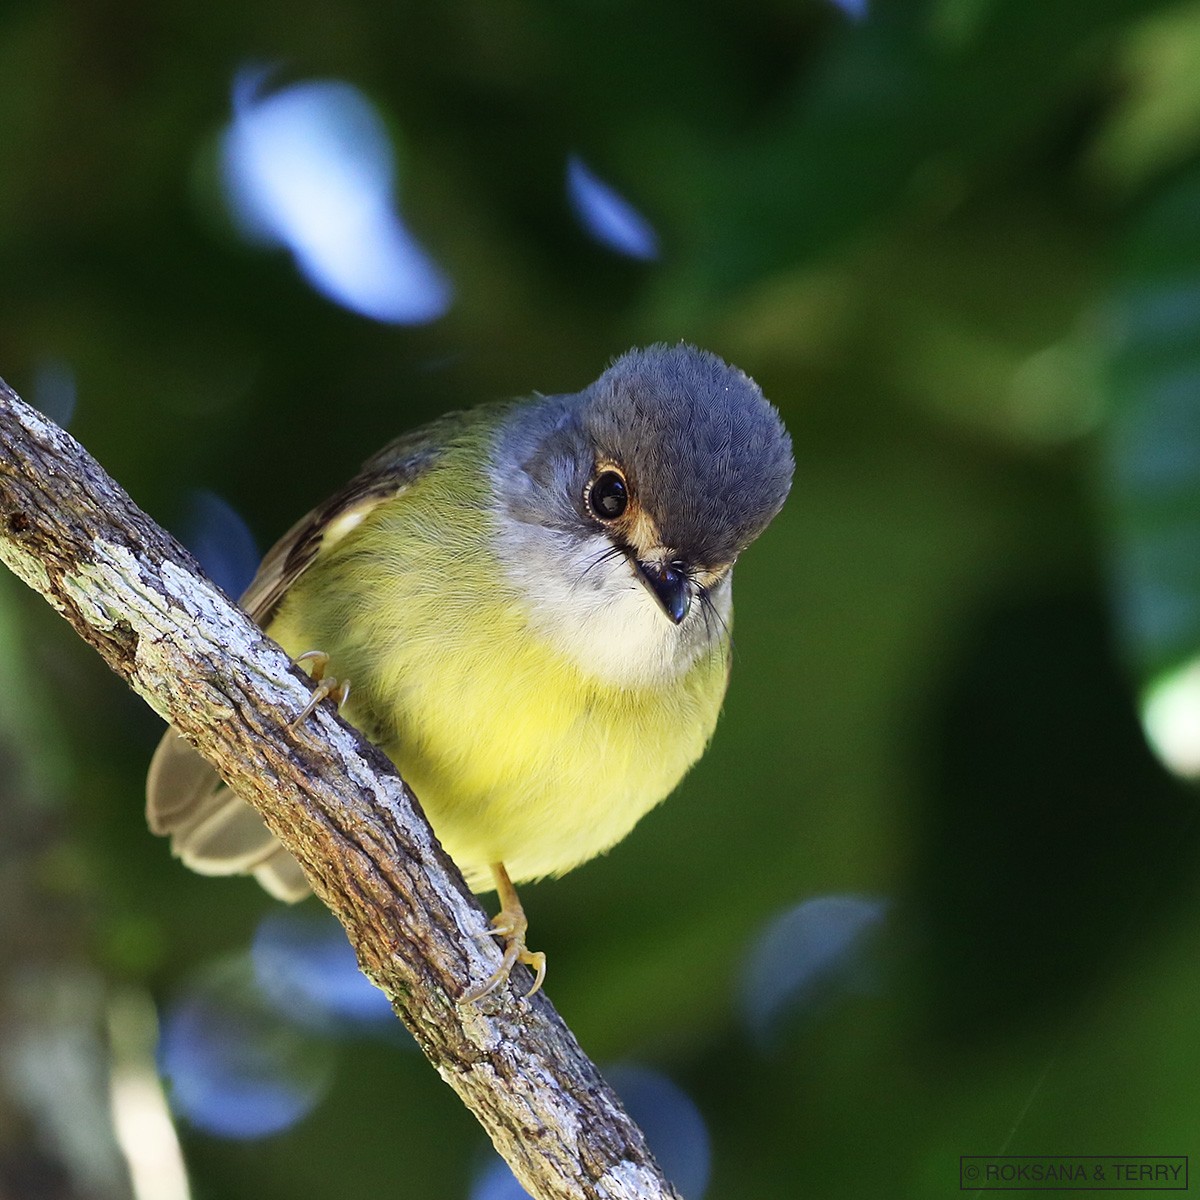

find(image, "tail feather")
[253,845,313,902]
[146,729,311,902]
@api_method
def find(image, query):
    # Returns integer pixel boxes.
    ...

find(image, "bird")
[146,343,794,1001]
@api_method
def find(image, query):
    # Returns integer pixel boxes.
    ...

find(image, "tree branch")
[0,378,681,1200]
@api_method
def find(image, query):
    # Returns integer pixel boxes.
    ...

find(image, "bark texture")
[0,378,681,1200]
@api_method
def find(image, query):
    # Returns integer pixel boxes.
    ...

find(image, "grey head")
[494,344,793,656]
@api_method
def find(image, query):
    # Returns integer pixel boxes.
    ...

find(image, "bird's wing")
[240,412,466,625]
[146,412,472,901]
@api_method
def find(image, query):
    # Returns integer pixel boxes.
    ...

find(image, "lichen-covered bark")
[0,378,681,1200]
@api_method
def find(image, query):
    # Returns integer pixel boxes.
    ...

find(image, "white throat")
[493,519,731,688]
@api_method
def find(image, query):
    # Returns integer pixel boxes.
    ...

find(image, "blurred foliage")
[4,1,1200,1198]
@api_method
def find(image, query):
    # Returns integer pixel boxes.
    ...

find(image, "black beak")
[637,560,691,625]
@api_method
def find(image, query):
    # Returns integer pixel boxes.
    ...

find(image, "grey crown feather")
[581,343,794,567]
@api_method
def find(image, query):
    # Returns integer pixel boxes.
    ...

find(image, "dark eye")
[588,470,628,521]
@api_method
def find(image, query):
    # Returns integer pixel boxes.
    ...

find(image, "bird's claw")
[474,918,518,941]
[463,907,546,1003]
[289,650,351,728]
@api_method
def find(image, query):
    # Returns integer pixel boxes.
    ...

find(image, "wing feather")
[145,415,465,899]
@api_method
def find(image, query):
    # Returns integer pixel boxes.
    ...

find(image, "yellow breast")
[267,437,731,891]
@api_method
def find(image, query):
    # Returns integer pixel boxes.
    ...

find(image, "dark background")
[3,2,1200,1198]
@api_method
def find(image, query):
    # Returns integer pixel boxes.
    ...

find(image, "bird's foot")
[462,864,546,1003]
[463,912,546,1003]
[289,650,351,728]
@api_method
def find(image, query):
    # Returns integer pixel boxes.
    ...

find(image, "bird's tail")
[145,729,311,902]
